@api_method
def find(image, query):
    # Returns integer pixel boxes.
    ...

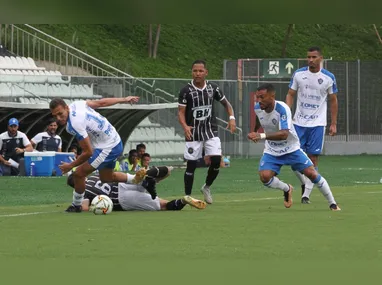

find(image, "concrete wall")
[323,141,382,155]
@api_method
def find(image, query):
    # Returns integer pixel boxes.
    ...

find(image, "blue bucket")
[54,152,76,176]
[24,151,55,176]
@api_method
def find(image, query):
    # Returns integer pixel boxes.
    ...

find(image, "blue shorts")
[259,149,314,175]
[294,125,325,155]
[89,141,123,170]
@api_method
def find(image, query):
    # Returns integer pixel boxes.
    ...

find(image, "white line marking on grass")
[0,211,58,218]
[228,197,280,203]
[353,181,379,184]
[342,168,382,171]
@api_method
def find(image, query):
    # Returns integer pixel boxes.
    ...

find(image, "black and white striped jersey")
[178,81,225,141]
[84,175,122,210]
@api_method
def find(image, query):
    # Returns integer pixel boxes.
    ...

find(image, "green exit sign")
[262,59,298,78]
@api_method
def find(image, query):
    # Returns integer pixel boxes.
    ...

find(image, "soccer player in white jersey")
[286,46,338,204]
[248,83,340,211]
[50,97,147,213]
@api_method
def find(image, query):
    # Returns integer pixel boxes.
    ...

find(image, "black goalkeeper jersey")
[178,81,226,141]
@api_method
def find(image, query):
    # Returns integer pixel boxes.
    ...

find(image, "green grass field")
[1,155,382,284]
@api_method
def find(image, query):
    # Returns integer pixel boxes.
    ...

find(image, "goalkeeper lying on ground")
[67,166,207,211]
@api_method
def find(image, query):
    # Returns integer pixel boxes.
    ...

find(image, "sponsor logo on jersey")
[297,113,319,120]
[193,106,212,120]
[300,102,319,109]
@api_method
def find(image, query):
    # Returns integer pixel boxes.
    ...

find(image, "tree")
[153,24,161,59]
[281,24,293,58]
[372,24,382,45]
[148,24,153,57]
[147,24,161,58]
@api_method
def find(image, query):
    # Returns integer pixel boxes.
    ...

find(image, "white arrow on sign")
[285,62,294,74]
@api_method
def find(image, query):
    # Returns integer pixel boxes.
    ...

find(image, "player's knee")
[186,160,197,173]
[209,155,221,168]
[304,167,317,181]
[67,173,75,188]
[259,171,273,184]
[73,170,85,181]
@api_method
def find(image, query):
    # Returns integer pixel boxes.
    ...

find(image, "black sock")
[205,156,221,186]
[166,199,186,211]
[146,166,169,179]
[142,177,157,200]
[184,160,197,195]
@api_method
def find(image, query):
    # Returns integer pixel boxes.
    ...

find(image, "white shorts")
[184,137,222,160]
[118,183,161,211]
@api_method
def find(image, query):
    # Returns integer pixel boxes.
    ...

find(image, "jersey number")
[86,113,105,130]
[94,181,112,195]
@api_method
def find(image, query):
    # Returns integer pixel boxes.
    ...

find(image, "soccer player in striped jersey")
[67,166,206,211]
[286,46,338,204]
[178,60,236,204]
[248,83,340,211]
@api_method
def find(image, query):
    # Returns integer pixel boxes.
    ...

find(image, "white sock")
[72,191,84,206]
[294,170,306,185]
[314,176,336,205]
[302,179,314,198]
[126,173,135,183]
[264,176,290,192]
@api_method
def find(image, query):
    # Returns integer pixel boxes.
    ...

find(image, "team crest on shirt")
[55,139,59,144]
[188,147,194,154]
[16,139,20,144]
[207,86,214,98]
[272,119,277,125]
[318,78,323,84]
[281,115,286,121]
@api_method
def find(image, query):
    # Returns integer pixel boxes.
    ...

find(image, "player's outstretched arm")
[86,96,140,109]
[285,88,297,109]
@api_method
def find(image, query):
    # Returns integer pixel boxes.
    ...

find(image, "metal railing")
[0,24,174,102]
